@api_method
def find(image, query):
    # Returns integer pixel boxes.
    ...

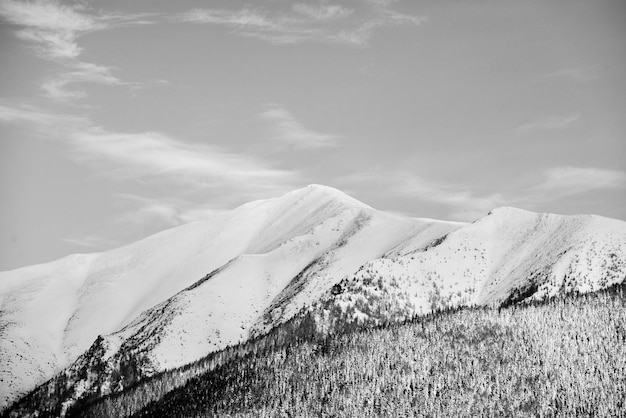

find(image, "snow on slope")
[48,190,463,406]
[0,185,462,410]
[24,203,624,418]
[318,207,626,329]
[3,186,626,413]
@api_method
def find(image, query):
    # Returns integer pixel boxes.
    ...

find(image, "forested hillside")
[54,283,626,418]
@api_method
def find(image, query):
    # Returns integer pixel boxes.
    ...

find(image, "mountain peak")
[486,206,537,217]
[282,184,371,210]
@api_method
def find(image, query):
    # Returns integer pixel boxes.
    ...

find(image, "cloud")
[0,99,87,129]
[340,171,504,221]
[178,1,426,47]
[531,167,626,197]
[0,0,151,101]
[517,113,581,134]
[178,8,326,45]
[259,104,341,148]
[71,129,295,191]
[62,234,120,249]
[2,1,424,102]
[0,1,154,59]
[118,196,183,228]
[61,198,213,252]
[63,194,222,251]
[114,194,220,227]
[0,0,103,59]
[180,8,287,31]
[546,68,598,83]
[41,62,125,101]
[0,101,299,202]
[339,166,625,221]
[42,62,125,102]
[68,195,225,252]
[292,4,354,21]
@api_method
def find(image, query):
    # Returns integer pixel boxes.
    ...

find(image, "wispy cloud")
[340,166,626,221]
[531,166,626,198]
[0,0,152,101]
[71,129,295,191]
[546,68,598,83]
[62,234,120,250]
[179,8,330,45]
[178,1,426,47]
[259,104,341,149]
[114,194,221,227]
[517,113,581,134]
[340,171,504,221]
[62,193,224,251]
[2,1,424,102]
[0,0,103,59]
[292,4,354,21]
[41,62,125,101]
[0,99,87,129]
[0,99,304,250]
[0,101,299,202]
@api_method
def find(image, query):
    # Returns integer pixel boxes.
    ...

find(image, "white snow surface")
[1,186,625,411]
[0,185,460,409]
[323,207,626,326]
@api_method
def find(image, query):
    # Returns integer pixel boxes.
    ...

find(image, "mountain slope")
[94,284,626,418]
[2,186,626,415]
[0,185,462,410]
[317,207,626,330]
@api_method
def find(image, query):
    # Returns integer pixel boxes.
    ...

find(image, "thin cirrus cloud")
[62,234,121,250]
[259,104,341,149]
[41,62,126,101]
[340,171,505,221]
[0,0,153,101]
[0,0,104,60]
[340,166,626,221]
[178,2,426,46]
[114,194,221,229]
[546,68,598,83]
[292,4,354,21]
[1,0,425,102]
[71,129,296,191]
[0,100,299,200]
[1,98,300,248]
[531,166,626,198]
[516,113,581,134]
[0,100,86,128]
[62,194,223,250]
[0,99,306,247]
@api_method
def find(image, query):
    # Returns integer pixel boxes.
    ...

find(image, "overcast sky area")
[1,0,625,270]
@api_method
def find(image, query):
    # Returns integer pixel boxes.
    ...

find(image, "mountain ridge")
[1,185,625,413]
[0,185,460,409]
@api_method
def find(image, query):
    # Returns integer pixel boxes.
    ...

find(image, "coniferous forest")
[37,283,626,418]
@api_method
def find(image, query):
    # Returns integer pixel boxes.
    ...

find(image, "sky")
[0,0,625,270]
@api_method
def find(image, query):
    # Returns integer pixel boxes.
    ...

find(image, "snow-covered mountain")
[314,207,626,332]
[1,185,625,413]
[0,185,461,410]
